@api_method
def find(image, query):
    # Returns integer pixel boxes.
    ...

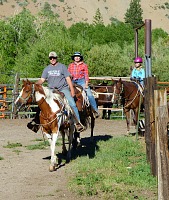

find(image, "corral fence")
[144,77,169,199]
[9,74,131,119]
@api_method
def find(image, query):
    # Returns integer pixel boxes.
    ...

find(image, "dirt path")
[0,118,127,200]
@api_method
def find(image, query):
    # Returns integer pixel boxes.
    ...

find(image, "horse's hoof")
[49,164,57,172]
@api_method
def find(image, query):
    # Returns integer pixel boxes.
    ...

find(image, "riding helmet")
[71,52,84,61]
[134,57,143,63]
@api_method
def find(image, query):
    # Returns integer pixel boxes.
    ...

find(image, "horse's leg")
[124,109,130,134]
[60,130,67,156]
[133,108,139,128]
[73,131,81,148]
[102,107,106,119]
[108,103,112,120]
[90,115,95,142]
[46,132,59,172]
[66,123,74,163]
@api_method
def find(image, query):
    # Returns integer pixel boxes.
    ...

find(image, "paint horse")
[73,84,95,146]
[15,79,75,172]
[113,78,144,134]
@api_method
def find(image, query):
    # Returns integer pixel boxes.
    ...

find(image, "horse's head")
[15,79,35,109]
[111,78,123,104]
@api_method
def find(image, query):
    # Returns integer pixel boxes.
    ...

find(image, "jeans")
[60,87,80,122]
[73,78,98,112]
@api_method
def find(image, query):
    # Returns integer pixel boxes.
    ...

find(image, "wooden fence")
[12,75,128,119]
[0,84,13,119]
[144,77,169,199]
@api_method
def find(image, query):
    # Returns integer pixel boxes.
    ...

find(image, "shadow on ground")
[42,134,112,169]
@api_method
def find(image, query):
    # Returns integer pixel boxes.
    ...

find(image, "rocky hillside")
[0,0,169,33]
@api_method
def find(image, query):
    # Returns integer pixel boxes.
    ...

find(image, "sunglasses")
[49,57,57,60]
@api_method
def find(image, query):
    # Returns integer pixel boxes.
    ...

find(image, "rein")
[37,107,64,126]
[123,88,139,108]
[114,81,142,108]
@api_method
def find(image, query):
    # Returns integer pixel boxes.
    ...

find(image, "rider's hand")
[70,90,75,97]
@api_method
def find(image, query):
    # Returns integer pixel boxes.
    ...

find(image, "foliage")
[68,136,157,199]
[0,8,168,84]
[124,0,144,29]
[92,8,104,25]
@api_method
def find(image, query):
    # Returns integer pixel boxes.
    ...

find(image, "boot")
[27,120,40,133]
[93,111,100,118]
[70,108,85,132]
[27,108,40,133]
[75,122,85,132]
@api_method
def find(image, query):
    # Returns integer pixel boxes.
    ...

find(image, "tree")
[92,8,104,25]
[124,0,143,29]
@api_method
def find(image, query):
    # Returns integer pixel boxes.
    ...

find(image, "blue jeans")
[73,79,98,112]
[60,87,80,122]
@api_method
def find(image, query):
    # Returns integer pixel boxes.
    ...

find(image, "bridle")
[18,84,35,104]
[111,82,123,103]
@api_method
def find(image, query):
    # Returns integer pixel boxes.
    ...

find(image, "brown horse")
[15,79,75,172]
[91,82,117,119]
[113,78,144,134]
[73,84,95,146]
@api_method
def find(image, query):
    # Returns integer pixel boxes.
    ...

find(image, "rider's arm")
[84,64,89,89]
[36,78,45,85]
[66,76,75,97]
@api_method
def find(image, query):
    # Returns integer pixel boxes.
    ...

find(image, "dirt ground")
[0,118,128,200]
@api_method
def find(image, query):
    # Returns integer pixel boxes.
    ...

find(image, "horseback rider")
[68,52,99,118]
[130,56,145,87]
[27,51,84,132]
[130,56,145,112]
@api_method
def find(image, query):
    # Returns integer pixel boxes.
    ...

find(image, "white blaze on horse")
[15,79,75,172]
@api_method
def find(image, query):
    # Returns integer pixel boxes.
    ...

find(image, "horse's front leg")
[133,108,139,130]
[60,129,67,156]
[66,123,74,163]
[90,115,95,142]
[124,109,130,134]
[46,132,59,172]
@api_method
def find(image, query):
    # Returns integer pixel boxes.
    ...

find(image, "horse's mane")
[123,80,139,89]
[34,84,61,101]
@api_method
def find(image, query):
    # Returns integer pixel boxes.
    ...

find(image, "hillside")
[0,0,169,33]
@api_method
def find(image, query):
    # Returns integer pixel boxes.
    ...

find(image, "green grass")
[0,156,4,160]
[26,141,50,150]
[68,137,157,199]
[26,137,63,150]
[3,142,22,148]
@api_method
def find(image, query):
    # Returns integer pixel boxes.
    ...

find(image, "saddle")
[52,88,65,98]
[73,84,90,108]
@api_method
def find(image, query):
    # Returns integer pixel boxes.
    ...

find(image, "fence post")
[12,73,20,118]
[154,90,169,199]
[144,76,157,176]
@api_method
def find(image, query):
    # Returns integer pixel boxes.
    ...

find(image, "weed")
[3,142,22,148]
